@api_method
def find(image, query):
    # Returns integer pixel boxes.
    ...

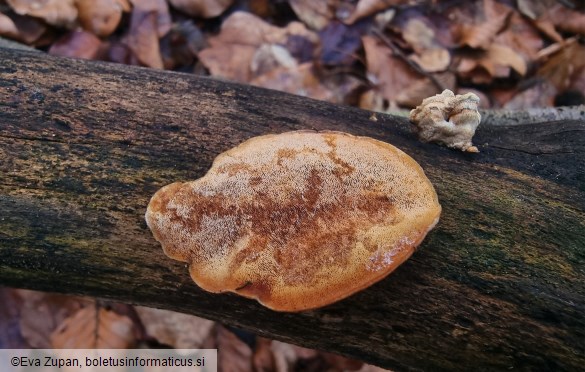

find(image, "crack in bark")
[486,145,577,155]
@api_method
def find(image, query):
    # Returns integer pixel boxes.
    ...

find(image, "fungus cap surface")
[145,131,441,312]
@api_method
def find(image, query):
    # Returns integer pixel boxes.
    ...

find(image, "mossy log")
[0,47,584,371]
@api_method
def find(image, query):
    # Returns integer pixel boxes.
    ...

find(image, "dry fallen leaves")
[169,0,234,18]
[343,0,406,25]
[2,0,583,109]
[493,11,543,61]
[215,325,254,372]
[124,8,164,68]
[51,305,136,348]
[288,0,336,30]
[251,62,362,104]
[6,0,78,28]
[135,306,215,348]
[2,287,391,371]
[0,11,48,45]
[362,34,432,110]
[15,289,92,348]
[0,12,20,40]
[198,11,317,82]
[130,0,172,37]
[120,0,172,68]
[454,0,511,49]
[0,288,27,348]
[76,0,130,37]
[318,20,366,66]
[49,30,104,59]
[402,18,450,73]
[455,44,527,85]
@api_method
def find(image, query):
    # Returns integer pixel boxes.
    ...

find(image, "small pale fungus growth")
[409,89,481,152]
[145,131,441,312]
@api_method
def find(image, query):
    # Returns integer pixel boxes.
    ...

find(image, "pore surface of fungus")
[410,89,481,152]
[146,131,441,312]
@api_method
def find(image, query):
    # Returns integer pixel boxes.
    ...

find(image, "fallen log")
[0,47,583,371]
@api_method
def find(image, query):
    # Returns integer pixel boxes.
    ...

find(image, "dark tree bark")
[0,47,584,371]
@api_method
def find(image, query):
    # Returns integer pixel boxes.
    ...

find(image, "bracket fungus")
[409,89,481,152]
[145,131,441,312]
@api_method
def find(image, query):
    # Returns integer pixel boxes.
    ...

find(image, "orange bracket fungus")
[410,89,482,153]
[145,131,441,312]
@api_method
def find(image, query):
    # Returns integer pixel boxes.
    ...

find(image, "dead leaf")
[374,8,396,29]
[526,1,563,44]
[322,351,364,370]
[215,325,253,372]
[198,12,262,82]
[537,4,585,36]
[362,35,426,109]
[456,54,492,84]
[121,0,171,67]
[359,89,386,112]
[251,43,298,76]
[289,0,337,30]
[130,0,171,37]
[124,6,164,68]
[51,305,135,348]
[251,62,361,104]
[403,19,448,70]
[318,20,366,66]
[76,0,130,37]
[456,43,527,84]
[15,289,92,348]
[48,30,104,60]
[0,288,28,348]
[343,0,404,25]
[398,18,451,73]
[175,20,207,55]
[0,12,20,40]
[395,72,455,108]
[516,0,557,19]
[409,48,450,73]
[160,20,206,69]
[485,44,527,76]
[169,0,234,18]
[250,63,331,100]
[252,337,276,372]
[0,11,48,44]
[107,40,134,64]
[269,345,366,371]
[197,11,272,81]
[569,67,585,96]
[538,39,585,90]
[233,334,375,372]
[493,11,543,61]
[285,34,316,63]
[454,0,511,49]
[485,86,513,108]
[198,11,317,82]
[270,340,317,372]
[503,81,557,109]
[135,306,214,348]
[6,0,77,28]
[402,18,435,54]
